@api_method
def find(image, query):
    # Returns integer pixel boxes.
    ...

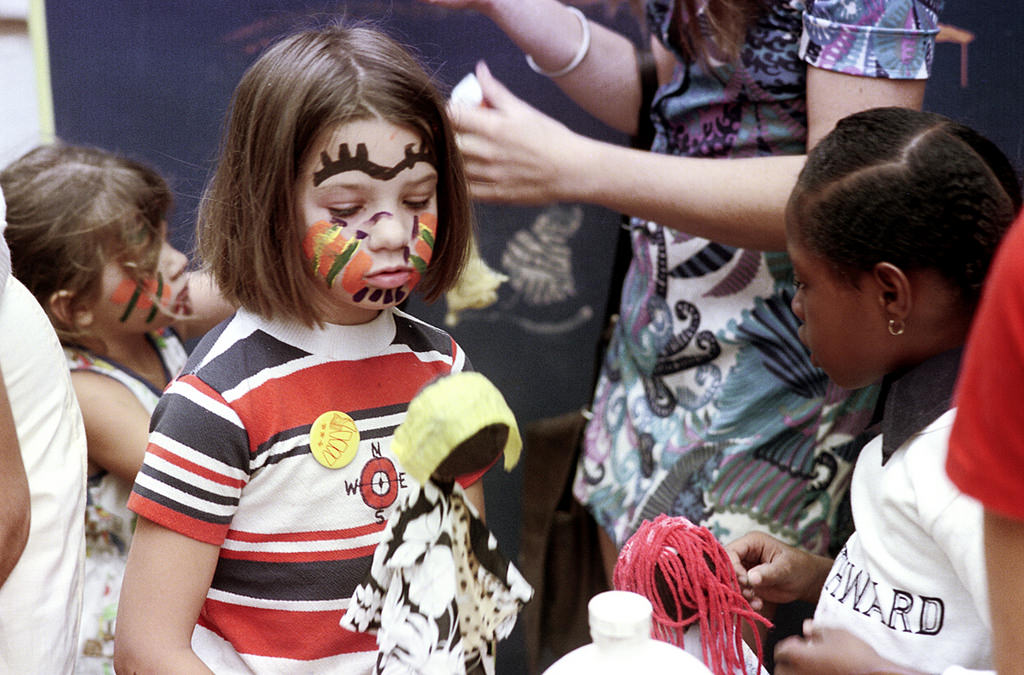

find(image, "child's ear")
[872,262,912,321]
[48,289,93,328]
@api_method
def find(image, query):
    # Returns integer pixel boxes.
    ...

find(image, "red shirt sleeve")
[948,214,1024,519]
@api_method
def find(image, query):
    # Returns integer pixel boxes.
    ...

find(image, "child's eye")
[328,206,360,219]
[404,197,432,210]
[792,278,805,291]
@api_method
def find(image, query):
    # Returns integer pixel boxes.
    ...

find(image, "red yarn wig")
[613,514,770,675]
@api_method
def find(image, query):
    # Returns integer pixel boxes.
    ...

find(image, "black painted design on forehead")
[313,142,436,186]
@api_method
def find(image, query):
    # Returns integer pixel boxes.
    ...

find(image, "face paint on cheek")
[407,212,438,289]
[302,219,373,291]
[109,274,171,323]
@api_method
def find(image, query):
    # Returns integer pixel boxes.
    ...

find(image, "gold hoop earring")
[888,319,905,336]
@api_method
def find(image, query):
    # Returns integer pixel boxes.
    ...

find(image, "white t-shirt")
[814,409,991,670]
[0,187,88,672]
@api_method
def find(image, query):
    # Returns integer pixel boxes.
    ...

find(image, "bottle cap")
[588,590,652,640]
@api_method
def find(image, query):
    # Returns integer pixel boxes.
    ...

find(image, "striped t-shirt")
[128,307,469,673]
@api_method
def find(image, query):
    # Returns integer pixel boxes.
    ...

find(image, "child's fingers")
[725,545,749,585]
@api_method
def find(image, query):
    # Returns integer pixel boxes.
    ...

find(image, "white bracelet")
[525,6,591,78]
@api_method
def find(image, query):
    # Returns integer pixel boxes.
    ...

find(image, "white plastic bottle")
[542,590,713,674]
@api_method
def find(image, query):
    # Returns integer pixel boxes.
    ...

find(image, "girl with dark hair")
[728,106,1021,674]
[114,24,479,673]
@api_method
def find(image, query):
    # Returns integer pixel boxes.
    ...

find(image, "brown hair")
[1,142,172,345]
[672,0,768,65]
[198,24,472,326]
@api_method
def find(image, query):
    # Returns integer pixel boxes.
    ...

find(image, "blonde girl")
[2,143,231,673]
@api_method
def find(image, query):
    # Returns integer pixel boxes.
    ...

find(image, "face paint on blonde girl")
[109,274,173,323]
[299,124,439,313]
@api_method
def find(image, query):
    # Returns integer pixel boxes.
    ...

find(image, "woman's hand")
[451,61,593,204]
[726,531,834,612]
[774,621,927,675]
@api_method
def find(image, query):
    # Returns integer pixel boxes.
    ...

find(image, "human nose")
[160,241,189,280]
[364,211,409,251]
[790,289,805,322]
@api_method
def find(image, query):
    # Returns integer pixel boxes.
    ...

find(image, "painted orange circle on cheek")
[341,248,373,295]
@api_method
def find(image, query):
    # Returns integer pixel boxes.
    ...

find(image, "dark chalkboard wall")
[44,2,1022,672]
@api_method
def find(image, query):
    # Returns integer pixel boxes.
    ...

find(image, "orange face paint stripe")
[112,276,169,323]
[117,283,144,322]
[303,220,341,273]
[110,278,139,305]
[341,248,373,295]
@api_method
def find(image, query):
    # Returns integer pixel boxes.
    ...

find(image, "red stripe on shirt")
[198,599,378,660]
[127,493,228,546]
[232,354,451,450]
[227,520,384,543]
[147,441,247,489]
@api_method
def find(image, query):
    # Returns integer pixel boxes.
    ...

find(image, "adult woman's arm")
[0,370,29,587]
[114,518,221,674]
[454,63,928,251]
[421,0,645,133]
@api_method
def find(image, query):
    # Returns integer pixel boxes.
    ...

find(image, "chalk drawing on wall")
[456,205,595,335]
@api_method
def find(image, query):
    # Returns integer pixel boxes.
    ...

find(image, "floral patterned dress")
[68,329,187,674]
[342,480,532,675]
[574,0,943,552]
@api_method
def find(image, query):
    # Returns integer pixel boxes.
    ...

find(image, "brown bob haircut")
[197,24,472,326]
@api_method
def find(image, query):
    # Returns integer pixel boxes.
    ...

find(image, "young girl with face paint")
[0,142,233,674]
[727,107,1021,674]
[114,25,477,674]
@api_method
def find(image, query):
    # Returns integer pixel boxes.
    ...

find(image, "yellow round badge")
[309,411,360,469]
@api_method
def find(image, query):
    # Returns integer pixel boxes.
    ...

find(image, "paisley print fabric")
[574,0,941,552]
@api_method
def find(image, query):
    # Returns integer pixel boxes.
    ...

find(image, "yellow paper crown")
[392,371,522,484]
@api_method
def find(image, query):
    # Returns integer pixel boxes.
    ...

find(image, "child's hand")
[774,620,924,675]
[726,531,833,612]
